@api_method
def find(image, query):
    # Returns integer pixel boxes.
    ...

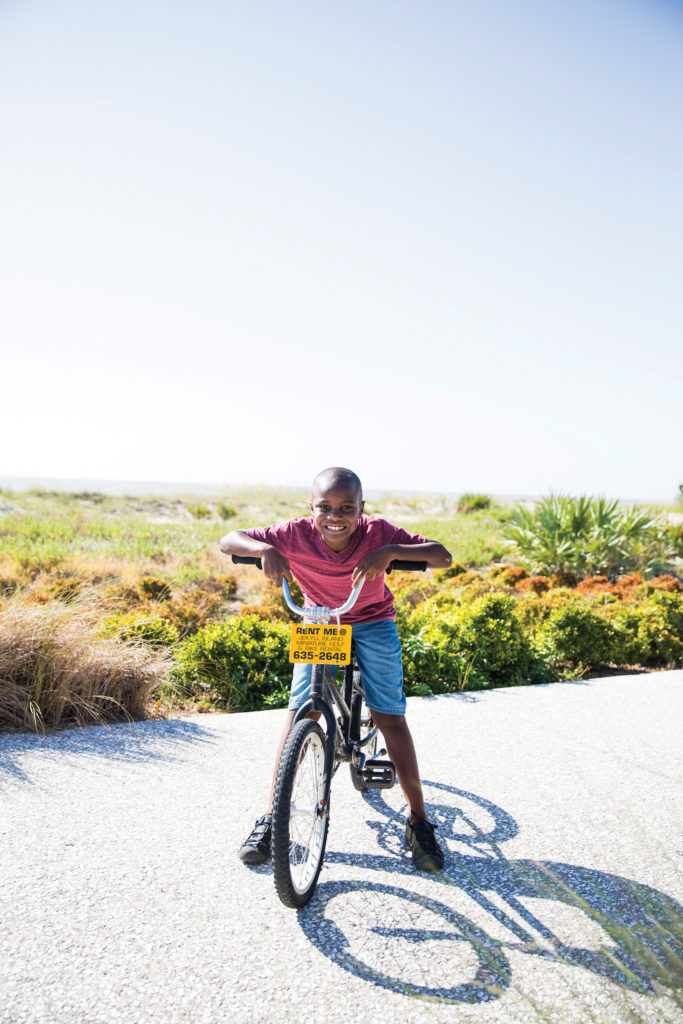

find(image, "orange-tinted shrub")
[577,576,620,597]
[646,575,682,593]
[515,576,551,595]
[614,573,643,592]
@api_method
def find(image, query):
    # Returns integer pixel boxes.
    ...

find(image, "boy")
[220,467,452,872]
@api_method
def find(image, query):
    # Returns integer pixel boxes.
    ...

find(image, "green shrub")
[446,571,480,588]
[402,592,539,691]
[513,589,578,631]
[488,565,527,585]
[171,614,290,710]
[218,503,237,520]
[189,503,211,519]
[458,493,492,513]
[160,587,224,636]
[138,575,172,601]
[400,623,488,694]
[537,603,615,670]
[454,593,536,683]
[617,591,683,667]
[444,578,508,604]
[434,562,468,581]
[604,606,654,666]
[104,610,179,651]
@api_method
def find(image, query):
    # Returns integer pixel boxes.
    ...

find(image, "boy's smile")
[310,484,364,552]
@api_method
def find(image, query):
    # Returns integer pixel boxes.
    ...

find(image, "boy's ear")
[360,499,365,514]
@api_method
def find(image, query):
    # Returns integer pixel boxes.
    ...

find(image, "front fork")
[293,664,337,814]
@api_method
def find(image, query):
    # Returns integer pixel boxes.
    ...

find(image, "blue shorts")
[289,618,406,717]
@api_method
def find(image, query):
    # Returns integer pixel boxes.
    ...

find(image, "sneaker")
[405,817,444,872]
[239,815,272,864]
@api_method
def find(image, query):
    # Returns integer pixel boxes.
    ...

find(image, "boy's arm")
[219,530,293,583]
[352,540,452,586]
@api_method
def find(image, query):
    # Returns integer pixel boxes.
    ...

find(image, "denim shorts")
[289,618,406,717]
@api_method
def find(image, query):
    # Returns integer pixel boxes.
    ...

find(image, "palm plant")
[505,495,670,579]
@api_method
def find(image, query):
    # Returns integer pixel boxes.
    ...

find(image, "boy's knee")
[372,711,407,732]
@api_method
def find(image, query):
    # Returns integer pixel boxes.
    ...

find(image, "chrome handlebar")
[281,575,366,624]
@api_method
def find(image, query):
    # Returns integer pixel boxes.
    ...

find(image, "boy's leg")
[370,710,426,821]
[239,663,320,864]
[267,709,297,813]
[372,710,443,870]
[353,620,444,871]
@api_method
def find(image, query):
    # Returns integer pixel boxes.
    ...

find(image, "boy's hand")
[351,547,393,587]
[261,547,293,585]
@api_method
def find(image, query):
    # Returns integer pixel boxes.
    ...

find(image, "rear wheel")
[272,719,329,908]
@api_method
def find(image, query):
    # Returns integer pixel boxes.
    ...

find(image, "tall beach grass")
[0,593,170,731]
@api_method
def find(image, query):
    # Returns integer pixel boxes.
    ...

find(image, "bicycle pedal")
[358,757,396,789]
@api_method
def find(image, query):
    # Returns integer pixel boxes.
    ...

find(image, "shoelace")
[246,817,271,845]
[412,820,440,852]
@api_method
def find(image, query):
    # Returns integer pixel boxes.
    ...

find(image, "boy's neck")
[321,533,354,552]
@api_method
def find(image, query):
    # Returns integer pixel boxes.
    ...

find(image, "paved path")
[1,672,682,1024]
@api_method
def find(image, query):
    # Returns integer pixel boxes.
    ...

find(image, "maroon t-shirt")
[244,515,427,624]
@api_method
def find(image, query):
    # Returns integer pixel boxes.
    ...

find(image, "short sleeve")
[243,521,295,554]
[381,521,429,546]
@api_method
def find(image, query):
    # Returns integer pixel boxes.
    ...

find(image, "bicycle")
[232,555,426,908]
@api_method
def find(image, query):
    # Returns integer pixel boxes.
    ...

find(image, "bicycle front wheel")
[271,719,329,908]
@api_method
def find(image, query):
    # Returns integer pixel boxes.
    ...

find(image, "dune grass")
[0,593,170,731]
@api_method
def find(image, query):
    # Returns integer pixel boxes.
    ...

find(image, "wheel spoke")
[272,719,330,907]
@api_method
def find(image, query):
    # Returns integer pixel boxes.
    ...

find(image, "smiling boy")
[220,467,452,871]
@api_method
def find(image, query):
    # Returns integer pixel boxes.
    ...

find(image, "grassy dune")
[1,487,680,730]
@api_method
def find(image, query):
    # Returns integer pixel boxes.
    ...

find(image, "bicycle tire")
[349,685,378,793]
[271,719,330,908]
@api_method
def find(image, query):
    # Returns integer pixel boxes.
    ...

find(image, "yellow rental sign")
[289,624,352,665]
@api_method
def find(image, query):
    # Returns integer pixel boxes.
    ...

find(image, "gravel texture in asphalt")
[1,671,682,1024]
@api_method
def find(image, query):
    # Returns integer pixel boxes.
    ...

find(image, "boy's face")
[309,483,365,552]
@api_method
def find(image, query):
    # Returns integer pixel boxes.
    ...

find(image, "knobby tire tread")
[271,719,329,908]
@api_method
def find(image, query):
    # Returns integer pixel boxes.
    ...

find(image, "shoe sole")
[239,847,271,865]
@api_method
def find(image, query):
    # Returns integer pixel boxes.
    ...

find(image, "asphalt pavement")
[1,670,682,1024]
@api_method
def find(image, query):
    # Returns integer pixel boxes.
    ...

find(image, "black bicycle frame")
[292,659,379,808]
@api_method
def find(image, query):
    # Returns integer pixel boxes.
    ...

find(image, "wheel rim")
[289,729,327,895]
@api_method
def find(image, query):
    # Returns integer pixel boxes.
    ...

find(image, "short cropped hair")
[311,467,363,497]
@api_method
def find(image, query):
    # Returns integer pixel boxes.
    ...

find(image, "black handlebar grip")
[385,560,428,574]
[231,555,263,569]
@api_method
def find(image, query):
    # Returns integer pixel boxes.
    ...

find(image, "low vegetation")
[0,487,681,727]
[0,597,169,730]
[505,494,679,579]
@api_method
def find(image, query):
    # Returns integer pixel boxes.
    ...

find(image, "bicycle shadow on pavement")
[298,782,683,1006]
[0,718,219,788]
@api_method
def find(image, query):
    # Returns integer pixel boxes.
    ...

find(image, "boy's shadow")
[297,782,683,1005]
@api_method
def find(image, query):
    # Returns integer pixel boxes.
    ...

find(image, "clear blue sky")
[2,0,682,500]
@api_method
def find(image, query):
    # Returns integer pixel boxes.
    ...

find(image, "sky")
[1,0,682,500]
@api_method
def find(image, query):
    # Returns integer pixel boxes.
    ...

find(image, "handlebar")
[231,554,428,624]
[230,555,428,574]
[385,560,428,574]
[232,555,264,569]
